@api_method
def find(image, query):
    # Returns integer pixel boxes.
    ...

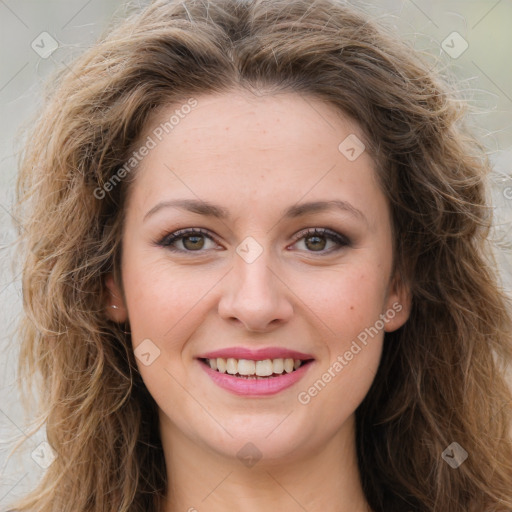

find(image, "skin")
[105,89,411,512]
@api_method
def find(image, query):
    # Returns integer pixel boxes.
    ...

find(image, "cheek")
[296,267,387,426]
[297,264,390,342]
[293,260,389,409]
[121,249,209,343]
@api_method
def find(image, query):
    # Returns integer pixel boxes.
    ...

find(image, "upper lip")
[197,347,315,361]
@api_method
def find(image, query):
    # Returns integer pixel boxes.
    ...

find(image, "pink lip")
[198,359,314,396]
[197,347,315,360]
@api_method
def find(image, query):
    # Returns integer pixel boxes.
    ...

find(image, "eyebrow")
[143,198,368,225]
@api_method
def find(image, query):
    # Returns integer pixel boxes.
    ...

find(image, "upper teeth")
[207,357,303,376]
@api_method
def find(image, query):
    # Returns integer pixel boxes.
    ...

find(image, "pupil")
[184,235,204,250]
[306,235,325,251]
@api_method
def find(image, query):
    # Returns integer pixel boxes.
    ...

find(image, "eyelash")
[156,227,351,255]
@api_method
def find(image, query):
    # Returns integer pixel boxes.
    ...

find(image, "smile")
[200,357,309,378]
[197,357,314,396]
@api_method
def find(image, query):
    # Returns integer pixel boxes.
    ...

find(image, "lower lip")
[198,359,314,396]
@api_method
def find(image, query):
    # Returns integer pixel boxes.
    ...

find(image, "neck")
[159,414,371,512]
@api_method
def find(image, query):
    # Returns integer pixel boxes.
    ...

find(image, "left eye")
[290,228,351,253]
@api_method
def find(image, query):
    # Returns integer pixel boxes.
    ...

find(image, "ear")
[383,270,412,333]
[104,273,128,323]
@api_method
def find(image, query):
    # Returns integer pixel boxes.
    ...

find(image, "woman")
[8,0,512,511]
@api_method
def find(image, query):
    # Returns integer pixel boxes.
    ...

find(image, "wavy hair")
[7,0,512,511]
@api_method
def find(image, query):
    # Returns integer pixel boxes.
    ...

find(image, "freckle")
[350,306,354,310]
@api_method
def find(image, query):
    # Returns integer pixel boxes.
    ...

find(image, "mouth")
[196,348,316,396]
[198,357,314,379]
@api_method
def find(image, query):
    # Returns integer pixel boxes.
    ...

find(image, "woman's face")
[106,90,410,463]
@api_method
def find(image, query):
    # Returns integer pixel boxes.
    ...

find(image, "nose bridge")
[236,247,275,297]
[218,239,293,331]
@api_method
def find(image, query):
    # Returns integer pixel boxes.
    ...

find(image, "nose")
[217,247,294,333]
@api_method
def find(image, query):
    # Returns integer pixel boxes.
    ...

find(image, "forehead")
[125,90,385,227]
[146,89,365,157]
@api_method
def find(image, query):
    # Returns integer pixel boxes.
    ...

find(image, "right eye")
[157,228,221,253]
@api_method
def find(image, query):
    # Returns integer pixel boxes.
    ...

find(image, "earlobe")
[384,271,412,333]
[104,273,128,322]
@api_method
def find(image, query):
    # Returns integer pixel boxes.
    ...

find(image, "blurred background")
[0,0,511,507]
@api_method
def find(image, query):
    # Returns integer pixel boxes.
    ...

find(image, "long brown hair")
[8,0,512,511]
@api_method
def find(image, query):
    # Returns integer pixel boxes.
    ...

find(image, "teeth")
[255,359,273,376]
[207,357,305,376]
[284,358,294,373]
[226,358,238,375]
[216,358,226,373]
[273,358,284,373]
[238,359,256,375]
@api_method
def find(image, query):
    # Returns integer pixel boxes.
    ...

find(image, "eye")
[157,228,220,252]
[155,227,351,254]
[290,228,351,253]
